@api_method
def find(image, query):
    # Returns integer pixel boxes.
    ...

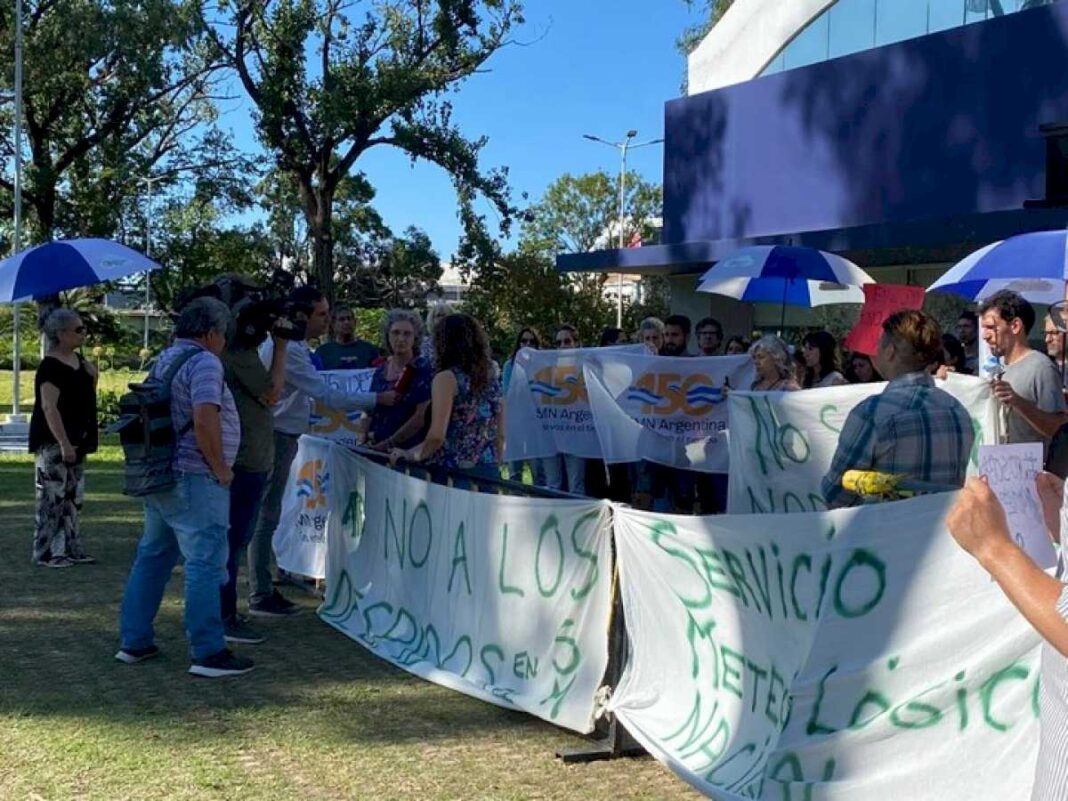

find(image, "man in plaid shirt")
[823,310,974,508]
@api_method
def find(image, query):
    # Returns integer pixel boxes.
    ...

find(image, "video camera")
[177,273,308,349]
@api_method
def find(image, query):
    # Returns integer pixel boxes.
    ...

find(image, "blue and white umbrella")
[927,230,1068,304]
[0,238,160,303]
[696,245,874,309]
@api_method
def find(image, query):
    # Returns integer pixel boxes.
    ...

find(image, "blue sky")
[216,1,703,260]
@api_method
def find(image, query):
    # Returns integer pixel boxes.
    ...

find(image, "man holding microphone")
[248,287,394,617]
[979,290,1067,449]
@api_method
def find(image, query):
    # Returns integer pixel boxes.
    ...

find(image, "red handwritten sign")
[843,284,926,357]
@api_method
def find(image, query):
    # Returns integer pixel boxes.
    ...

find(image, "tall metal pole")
[143,178,152,350]
[583,131,661,332]
[11,0,24,421]
[617,139,630,329]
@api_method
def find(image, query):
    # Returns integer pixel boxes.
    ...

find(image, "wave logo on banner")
[529,364,588,405]
[296,458,329,510]
[583,353,755,472]
[626,372,730,415]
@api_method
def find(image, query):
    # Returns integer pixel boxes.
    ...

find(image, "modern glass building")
[559,0,1068,332]
[762,0,1055,76]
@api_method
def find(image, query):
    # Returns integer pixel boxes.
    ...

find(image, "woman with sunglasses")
[28,308,99,568]
[502,327,546,484]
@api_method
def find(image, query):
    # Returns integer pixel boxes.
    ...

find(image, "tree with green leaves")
[0,0,231,244]
[341,226,442,311]
[144,193,276,311]
[500,169,661,340]
[464,251,612,357]
[520,170,662,256]
[214,0,523,301]
[256,167,388,287]
[676,0,736,60]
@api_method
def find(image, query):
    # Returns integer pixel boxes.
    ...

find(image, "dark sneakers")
[248,590,300,618]
[224,615,266,645]
[115,645,161,664]
[188,648,255,678]
[37,556,74,569]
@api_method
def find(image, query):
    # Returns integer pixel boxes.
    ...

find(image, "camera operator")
[216,277,292,645]
[249,286,395,617]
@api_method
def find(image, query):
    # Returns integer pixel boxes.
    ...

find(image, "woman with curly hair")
[390,313,503,480]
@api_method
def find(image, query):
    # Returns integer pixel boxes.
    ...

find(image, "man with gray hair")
[116,297,254,678]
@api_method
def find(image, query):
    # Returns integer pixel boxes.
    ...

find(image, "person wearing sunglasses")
[542,324,586,495]
[501,327,546,485]
[1044,310,1068,395]
[28,308,98,568]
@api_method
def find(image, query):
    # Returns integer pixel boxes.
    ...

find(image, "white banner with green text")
[726,373,999,513]
[318,444,614,734]
[609,496,1041,800]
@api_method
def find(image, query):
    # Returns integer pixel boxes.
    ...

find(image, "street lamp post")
[10,0,25,421]
[141,175,160,350]
[583,130,664,329]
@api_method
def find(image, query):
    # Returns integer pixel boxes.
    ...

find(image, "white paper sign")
[319,444,614,734]
[308,368,376,447]
[979,443,1058,569]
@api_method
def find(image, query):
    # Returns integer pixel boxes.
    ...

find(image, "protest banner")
[274,369,374,577]
[979,443,1057,569]
[503,345,646,462]
[274,435,334,579]
[842,284,925,356]
[319,444,614,734]
[583,352,755,472]
[609,495,1041,800]
[726,373,999,513]
[307,368,376,447]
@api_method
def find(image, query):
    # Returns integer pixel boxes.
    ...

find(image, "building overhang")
[557,207,1068,277]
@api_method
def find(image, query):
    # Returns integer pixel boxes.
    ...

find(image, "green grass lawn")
[0,441,697,801]
[0,369,143,415]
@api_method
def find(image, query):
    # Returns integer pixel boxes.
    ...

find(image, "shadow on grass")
[0,455,553,748]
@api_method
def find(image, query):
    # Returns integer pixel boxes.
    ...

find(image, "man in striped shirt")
[117,298,253,678]
[822,310,974,508]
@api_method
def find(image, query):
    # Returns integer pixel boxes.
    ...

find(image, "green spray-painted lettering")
[448,522,471,595]
[497,523,525,597]
[535,515,565,598]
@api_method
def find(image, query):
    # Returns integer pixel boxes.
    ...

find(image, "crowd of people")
[20,282,1068,680]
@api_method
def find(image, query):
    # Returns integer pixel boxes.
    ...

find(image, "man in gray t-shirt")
[1001,350,1066,444]
[980,290,1068,450]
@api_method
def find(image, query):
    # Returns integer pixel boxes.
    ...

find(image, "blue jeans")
[221,469,268,620]
[248,432,300,603]
[119,472,230,660]
[542,454,587,496]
